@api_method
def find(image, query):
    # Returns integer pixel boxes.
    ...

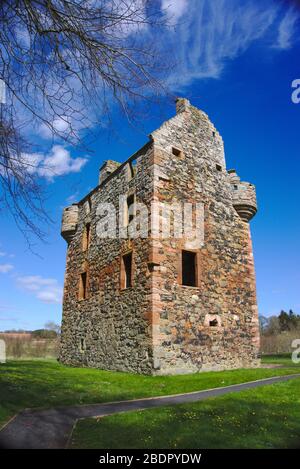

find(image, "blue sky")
[1,0,300,330]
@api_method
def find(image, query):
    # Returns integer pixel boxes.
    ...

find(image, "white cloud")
[108,0,148,36]
[22,152,44,174]
[0,264,14,273]
[36,290,62,303]
[275,6,300,50]
[160,0,299,88]
[39,116,71,139]
[162,0,188,24]
[22,145,88,181]
[17,275,63,304]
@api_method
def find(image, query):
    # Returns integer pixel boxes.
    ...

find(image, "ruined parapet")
[99,160,121,185]
[61,204,78,243]
[228,169,257,222]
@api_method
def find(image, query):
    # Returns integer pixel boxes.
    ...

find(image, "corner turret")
[228,169,257,222]
[61,204,78,243]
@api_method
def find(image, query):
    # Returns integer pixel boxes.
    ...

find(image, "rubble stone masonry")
[60,98,260,374]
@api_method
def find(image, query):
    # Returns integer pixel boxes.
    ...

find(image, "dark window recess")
[209,319,219,327]
[123,253,132,288]
[212,131,216,137]
[172,147,182,157]
[87,197,92,212]
[80,338,86,351]
[234,184,238,190]
[127,194,134,224]
[216,164,222,171]
[86,223,90,248]
[80,272,87,299]
[182,250,197,286]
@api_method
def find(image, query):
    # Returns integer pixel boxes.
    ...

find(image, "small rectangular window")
[121,252,132,289]
[79,272,87,299]
[209,319,218,327]
[127,194,135,224]
[182,250,197,287]
[216,164,222,171]
[172,147,182,157]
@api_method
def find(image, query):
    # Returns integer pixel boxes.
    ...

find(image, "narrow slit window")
[182,250,197,287]
[122,252,132,289]
[83,223,91,251]
[79,338,86,352]
[86,223,90,248]
[129,160,137,178]
[79,272,87,299]
[127,194,135,224]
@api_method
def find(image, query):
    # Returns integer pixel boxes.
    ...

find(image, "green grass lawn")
[70,378,300,449]
[261,353,297,366]
[0,355,299,440]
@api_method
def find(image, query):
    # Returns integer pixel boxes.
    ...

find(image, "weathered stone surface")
[60,99,260,375]
[61,204,78,243]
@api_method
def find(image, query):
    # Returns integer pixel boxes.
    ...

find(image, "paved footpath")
[1,373,300,449]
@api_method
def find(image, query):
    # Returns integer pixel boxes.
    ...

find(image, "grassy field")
[0,355,299,447]
[70,377,300,449]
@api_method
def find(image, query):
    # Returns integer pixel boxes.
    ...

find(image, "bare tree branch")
[0,0,170,245]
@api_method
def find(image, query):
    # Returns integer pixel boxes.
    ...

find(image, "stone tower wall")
[60,143,155,373]
[148,101,260,374]
[60,99,260,375]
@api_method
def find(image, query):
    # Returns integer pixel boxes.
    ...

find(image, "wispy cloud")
[66,192,80,204]
[275,5,300,49]
[17,275,63,304]
[39,116,72,139]
[160,0,299,88]
[0,264,14,274]
[23,145,88,181]
[162,0,188,24]
[0,250,15,258]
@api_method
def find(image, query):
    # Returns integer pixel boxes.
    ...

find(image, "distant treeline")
[1,329,58,338]
[0,322,61,359]
[259,310,300,354]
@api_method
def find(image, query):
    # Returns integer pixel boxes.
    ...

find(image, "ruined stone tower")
[60,99,260,375]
